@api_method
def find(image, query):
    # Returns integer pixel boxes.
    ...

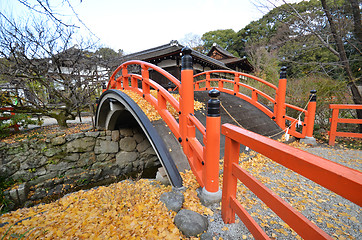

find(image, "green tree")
[95,47,122,60]
[201,29,239,56]
[247,0,362,130]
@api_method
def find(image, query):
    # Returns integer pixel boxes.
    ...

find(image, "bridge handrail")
[121,74,180,112]
[106,61,182,139]
[328,104,362,146]
[108,60,181,90]
[194,69,317,139]
[194,70,278,90]
[221,123,362,239]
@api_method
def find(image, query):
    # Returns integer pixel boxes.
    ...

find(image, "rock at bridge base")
[174,209,208,237]
[155,167,170,186]
[160,191,184,212]
[300,136,317,146]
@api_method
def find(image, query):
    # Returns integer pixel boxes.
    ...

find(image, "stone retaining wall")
[0,127,160,210]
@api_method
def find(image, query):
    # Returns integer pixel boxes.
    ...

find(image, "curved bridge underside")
[95,90,183,188]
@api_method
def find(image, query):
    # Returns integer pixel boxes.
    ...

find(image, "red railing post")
[233,73,239,94]
[221,136,239,223]
[121,65,129,89]
[179,47,195,154]
[203,89,221,194]
[141,65,150,95]
[329,107,339,146]
[275,66,287,129]
[305,90,317,138]
[206,73,211,89]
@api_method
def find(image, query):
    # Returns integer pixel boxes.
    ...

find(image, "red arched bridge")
[96,47,362,239]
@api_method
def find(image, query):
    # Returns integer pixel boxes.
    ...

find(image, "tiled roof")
[119,40,231,70]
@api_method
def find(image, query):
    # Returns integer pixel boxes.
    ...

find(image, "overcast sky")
[2,0,284,54]
[72,0,269,54]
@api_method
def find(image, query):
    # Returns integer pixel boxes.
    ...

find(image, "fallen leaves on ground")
[121,90,205,122]
[0,180,180,239]
[1,123,92,144]
[0,171,213,239]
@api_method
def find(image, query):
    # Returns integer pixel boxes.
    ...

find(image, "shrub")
[0,113,40,138]
[285,75,352,130]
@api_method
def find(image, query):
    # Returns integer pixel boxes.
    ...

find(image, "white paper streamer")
[285,128,290,141]
[297,116,302,127]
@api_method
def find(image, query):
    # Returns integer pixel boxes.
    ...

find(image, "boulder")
[160,191,184,212]
[119,137,137,152]
[174,209,208,237]
[116,152,138,166]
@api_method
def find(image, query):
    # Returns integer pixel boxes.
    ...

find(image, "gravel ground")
[202,143,362,240]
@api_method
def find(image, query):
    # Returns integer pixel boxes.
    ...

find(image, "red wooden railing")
[0,107,20,131]
[328,104,362,146]
[104,48,320,196]
[194,69,317,139]
[105,49,221,194]
[221,123,362,239]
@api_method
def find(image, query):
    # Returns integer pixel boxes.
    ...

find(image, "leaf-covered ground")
[1,142,360,239]
[120,90,205,122]
[1,91,361,239]
[1,123,93,144]
[0,171,212,239]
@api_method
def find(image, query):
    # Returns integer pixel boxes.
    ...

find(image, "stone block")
[11,170,34,182]
[133,132,144,143]
[144,147,156,155]
[96,153,108,161]
[65,132,85,141]
[77,152,96,167]
[8,183,28,206]
[119,129,133,137]
[66,137,95,153]
[2,160,20,177]
[43,147,62,157]
[116,151,138,166]
[94,140,119,154]
[51,136,66,146]
[85,131,100,138]
[29,172,57,186]
[119,137,137,152]
[20,156,47,170]
[47,161,72,172]
[65,168,84,177]
[136,139,151,152]
[35,167,47,176]
[64,153,80,162]
[111,130,120,141]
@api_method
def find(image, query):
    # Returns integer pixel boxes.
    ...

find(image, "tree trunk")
[52,110,75,128]
[321,0,362,133]
[54,113,68,128]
